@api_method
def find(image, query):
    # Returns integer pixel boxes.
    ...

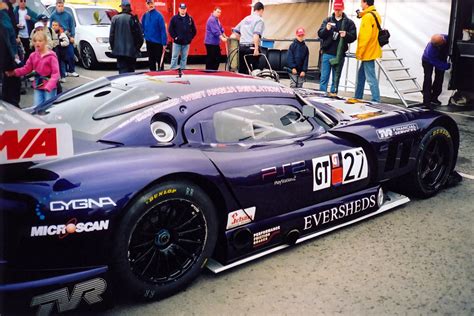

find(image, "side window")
[213,104,313,143]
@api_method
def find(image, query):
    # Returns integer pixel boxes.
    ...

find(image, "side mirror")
[302,105,316,118]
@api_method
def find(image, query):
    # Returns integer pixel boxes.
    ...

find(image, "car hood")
[77,24,110,38]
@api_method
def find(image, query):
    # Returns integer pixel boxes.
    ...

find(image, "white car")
[48,4,147,69]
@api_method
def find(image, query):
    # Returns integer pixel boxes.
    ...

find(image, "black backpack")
[369,11,390,47]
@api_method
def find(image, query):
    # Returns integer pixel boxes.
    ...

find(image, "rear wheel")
[80,42,98,70]
[404,126,455,197]
[113,181,217,300]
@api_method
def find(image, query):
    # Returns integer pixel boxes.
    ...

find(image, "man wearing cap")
[14,0,38,61]
[287,27,309,88]
[50,0,78,77]
[317,0,356,94]
[141,0,167,71]
[354,0,382,102]
[231,1,265,74]
[204,7,226,70]
[110,0,144,73]
[168,3,196,70]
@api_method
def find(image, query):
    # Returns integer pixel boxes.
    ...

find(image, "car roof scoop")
[92,86,169,120]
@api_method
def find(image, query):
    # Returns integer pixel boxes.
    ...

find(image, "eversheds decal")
[376,123,419,139]
[30,219,109,238]
[30,278,107,315]
[312,148,368,191]
[226,207,256,230]
[304,194,377,230]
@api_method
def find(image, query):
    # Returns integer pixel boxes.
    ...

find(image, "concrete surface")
[15,64,474,315]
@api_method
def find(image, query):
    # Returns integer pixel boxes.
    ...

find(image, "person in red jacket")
[5,30,59,106]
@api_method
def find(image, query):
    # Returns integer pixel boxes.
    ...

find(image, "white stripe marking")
[438,110,474,119]
[458,172,474,180]
[78,75,95,81]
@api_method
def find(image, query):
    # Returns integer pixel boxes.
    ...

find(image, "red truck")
[132,0,252,57]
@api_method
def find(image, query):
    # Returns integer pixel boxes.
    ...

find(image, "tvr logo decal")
[0,124,73,164]
[30,278,107,316]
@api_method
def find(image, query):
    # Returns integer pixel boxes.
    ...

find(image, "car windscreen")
[76,8,114,25]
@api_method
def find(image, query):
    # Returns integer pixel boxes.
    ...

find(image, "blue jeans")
[354,60,380,102]
[66,44,75,73]
[34,89,57,106]
[170,43,190,70]
[319,53,338,93]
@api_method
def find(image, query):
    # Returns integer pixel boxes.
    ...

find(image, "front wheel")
[405,126,455,198]
[80,42,98,70]
[113,181,218,300]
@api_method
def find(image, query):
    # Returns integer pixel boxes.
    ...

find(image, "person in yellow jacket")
[354,0,381,102]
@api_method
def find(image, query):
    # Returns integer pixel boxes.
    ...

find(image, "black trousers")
[117,56,137,74]
[205,44,221,70]
[2,74,21,107]
[238,45,260,74]
[146,41,163,71]
[20,37,32,62]
[422,60,445,105]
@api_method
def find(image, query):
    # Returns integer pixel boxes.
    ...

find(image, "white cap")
[34,21,44,29]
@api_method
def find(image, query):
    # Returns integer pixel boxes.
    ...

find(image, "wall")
[259,0,452,102]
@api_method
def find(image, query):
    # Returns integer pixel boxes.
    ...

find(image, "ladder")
[376,46,422,107]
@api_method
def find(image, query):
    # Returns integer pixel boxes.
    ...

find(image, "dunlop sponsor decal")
[146,188,177,204]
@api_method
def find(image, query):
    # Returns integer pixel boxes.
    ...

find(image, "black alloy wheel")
[407,126,455,197]
[128,199,207,284]
[113,181,217,300]
[80,42,98,70]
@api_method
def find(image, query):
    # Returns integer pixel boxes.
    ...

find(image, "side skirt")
[206,191,409,274]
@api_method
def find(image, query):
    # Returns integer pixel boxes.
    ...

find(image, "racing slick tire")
[112,181,218,300]
[404,126,455,198]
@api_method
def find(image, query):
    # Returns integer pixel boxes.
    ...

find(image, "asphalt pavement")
[18,64,474,315]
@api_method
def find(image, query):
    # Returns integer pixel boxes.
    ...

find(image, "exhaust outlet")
[286,229,300,245]
[232,228,252,250]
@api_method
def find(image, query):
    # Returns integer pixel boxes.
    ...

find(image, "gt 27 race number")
[312,147,368,191]
[341,148,368,184]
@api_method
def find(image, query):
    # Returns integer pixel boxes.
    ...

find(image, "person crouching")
[287,27,309,88]
[5,31,59,106]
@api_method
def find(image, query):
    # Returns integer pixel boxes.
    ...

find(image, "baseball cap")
[34,21,44,29]
[37,14,49,21]
[120,0,130,6]
[296,27,305,36]
[179,3,186,9]
[334,0,344,10]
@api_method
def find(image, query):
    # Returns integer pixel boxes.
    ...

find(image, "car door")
[184,96,371,228]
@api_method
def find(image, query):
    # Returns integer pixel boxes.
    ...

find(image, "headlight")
[96,37,109,44]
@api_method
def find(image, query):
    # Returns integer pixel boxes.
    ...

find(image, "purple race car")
[0,70,459,314]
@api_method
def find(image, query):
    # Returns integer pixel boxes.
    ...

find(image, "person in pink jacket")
[5,30,59,106]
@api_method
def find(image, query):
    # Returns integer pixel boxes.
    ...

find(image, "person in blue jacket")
[141,0,167,71]
[50,0,78,77]
[422,34,450,107]
[168,3,196,70]
[287,27,309,88]
[1,1,21,107]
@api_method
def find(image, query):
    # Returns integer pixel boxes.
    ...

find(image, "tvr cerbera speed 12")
[0,70,459,314]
